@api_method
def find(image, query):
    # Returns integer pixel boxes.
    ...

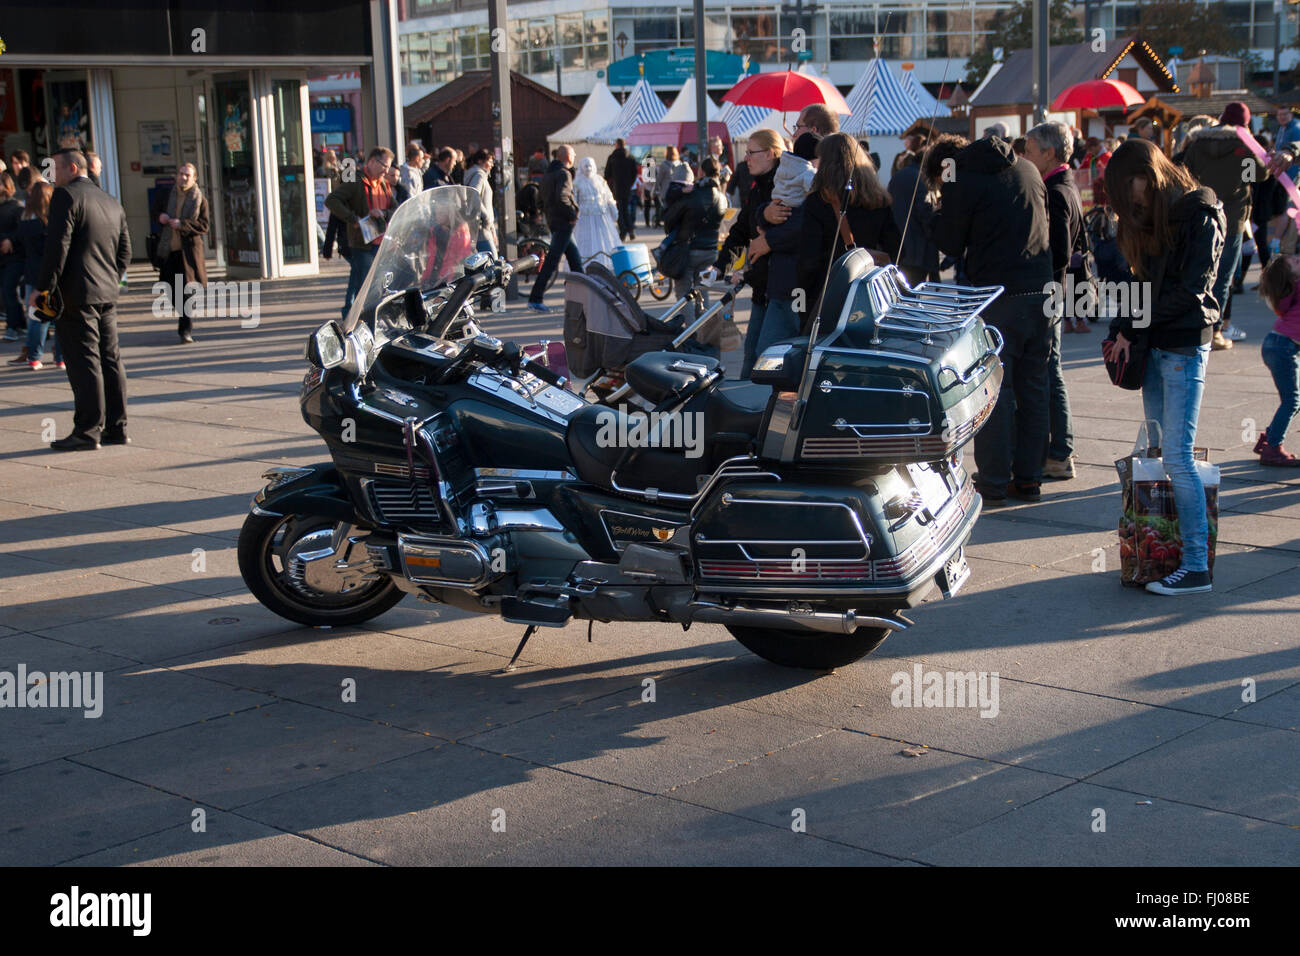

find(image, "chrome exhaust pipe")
[687,601,911,635]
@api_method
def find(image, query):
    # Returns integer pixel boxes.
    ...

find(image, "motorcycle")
[238,187,1005,669]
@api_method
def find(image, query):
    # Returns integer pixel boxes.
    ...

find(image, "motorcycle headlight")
[308,321,347,368]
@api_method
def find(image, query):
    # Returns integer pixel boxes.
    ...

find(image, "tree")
[964,0,1084,87]
[1133,0,1239,62]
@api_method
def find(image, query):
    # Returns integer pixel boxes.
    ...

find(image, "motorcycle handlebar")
[511,254,540,273]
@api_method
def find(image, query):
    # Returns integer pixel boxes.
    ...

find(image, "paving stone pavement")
[0,258,1296,867]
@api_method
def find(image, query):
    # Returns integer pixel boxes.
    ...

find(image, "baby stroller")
[562,262,741,404]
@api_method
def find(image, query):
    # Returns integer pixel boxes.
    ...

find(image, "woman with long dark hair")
[1105,138,1225,595]
[795,133,901,330]
[10,182,62,369]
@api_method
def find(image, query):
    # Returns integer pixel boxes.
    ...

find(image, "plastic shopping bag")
[1114,421,1220,586]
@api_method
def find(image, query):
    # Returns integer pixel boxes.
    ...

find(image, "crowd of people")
[8,101,1300,602]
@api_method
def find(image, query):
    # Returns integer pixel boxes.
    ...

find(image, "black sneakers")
[1145,568,1213,595]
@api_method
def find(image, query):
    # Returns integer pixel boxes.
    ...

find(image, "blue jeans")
[740,297,769,378]
[749,296,801,367]
[1210,227,1243,332]
[341,245,378,320]
[1142,345,1211,572]
[529,222,581,304]
[1261,331,1300,446]
[24,286,63,363]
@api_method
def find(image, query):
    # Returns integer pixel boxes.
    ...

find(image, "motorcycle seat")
[703,380,770,441]
[566,402,712,495]
[625,352,720,406]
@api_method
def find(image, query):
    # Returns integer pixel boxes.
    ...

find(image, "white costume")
[573,157,621,268]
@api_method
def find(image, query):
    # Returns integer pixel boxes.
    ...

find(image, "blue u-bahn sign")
[310,107,353,133]
[606,48,761,88]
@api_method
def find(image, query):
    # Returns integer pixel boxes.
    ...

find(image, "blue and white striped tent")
[841,58,926,136]
[718,100,770,139]
[589,78,667,144]
[899,66,951,117]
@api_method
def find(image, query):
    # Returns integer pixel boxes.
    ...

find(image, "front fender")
[250,464,360,524]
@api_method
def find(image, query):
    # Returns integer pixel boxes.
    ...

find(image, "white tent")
[660,76,722,123]
[738,109,792,141]
[549,80,623,143]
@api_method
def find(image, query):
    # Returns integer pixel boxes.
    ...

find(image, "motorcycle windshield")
[342,185,485,335]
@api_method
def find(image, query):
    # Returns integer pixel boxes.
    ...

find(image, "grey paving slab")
[31,590,307,662]
[484,791,893,866]
[240,743,648,866]
[666,729,1067,859]
[75,701,435,811]
[0,759,198,866]
[62,814,376,867]
[468,687,835,794]
[915,781,1297,866]
[0,656,271,774]
[1223,684,1300,731]
[1087,718,1300,827]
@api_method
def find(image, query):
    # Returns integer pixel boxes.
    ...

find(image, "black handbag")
[1101,335,1147,390]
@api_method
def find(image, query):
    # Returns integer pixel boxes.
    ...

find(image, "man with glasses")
[325,146,395,319]
[793,104,838,139]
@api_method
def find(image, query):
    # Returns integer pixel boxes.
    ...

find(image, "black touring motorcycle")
[239,188,1005,669]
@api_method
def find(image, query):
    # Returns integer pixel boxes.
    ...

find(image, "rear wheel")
[649,270,673,300]
[238,513,403,627]
[727,625,892,669]
[617,269,643,300]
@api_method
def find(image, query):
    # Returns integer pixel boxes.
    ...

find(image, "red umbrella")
[1050,79,1145,112]
[722,69,851,116]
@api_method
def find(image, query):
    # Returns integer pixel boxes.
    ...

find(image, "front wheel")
[727,625,892,669]
[617,269,643,300]
[238,513,403,627]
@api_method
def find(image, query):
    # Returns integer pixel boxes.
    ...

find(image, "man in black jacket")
[1025,121,1082,481]
[527,145,582,313]
[926,133,1054,504]
[33,148,131,450]
[604,138,640,241]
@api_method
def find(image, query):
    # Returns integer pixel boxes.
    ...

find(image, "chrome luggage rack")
[863,266,1004,346]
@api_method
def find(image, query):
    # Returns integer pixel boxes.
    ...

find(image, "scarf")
[167,184,200,252]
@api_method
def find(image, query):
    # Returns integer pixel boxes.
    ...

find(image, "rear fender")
[250,464,360,523]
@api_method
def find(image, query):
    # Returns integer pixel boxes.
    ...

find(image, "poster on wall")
[0,70,18,134]
[314,176,330,230]
[223,173,261,268]
[47,78,92,151]
[138,120,176,170]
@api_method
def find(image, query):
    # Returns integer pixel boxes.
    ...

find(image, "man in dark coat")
[604,138,640,241]
[887,151,940,286]
[925,133,1054,504]
[33,148,131,450]
[526,145,582,313]
[1025,121,1083,481]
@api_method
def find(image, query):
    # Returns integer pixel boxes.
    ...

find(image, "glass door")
[213,72,262,273]
[271,78,312,266]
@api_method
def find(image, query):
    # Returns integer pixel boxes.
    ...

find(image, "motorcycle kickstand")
[502,625,538,673]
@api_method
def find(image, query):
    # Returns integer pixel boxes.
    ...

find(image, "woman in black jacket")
[796,133,901,332]
[8,182,61,368]
[716,128,782,376]
[0,172,25,343]
[1105,138,1224,596]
